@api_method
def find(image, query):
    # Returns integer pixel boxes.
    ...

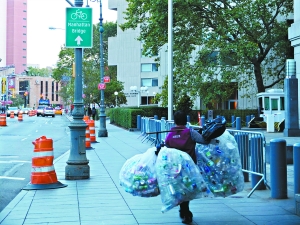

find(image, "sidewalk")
[0,121,300,225]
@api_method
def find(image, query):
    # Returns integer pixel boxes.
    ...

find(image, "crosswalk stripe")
[0,176,26,180]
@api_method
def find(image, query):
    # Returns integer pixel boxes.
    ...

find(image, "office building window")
[56,82,59,101]
[51,81,54,101]
[45,81,48,98]
[141,78,158,87]
[141,63,158,72]
[40,81,43,96]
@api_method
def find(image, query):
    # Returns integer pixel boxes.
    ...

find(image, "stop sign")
[103,76,110,83]
[98,83,106,90]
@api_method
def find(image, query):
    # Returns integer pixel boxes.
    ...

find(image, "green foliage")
[10,95,25,108]
[121,0,293,106]
[175,94,193,115]
[52,21,127,108]
[26,67,52,77]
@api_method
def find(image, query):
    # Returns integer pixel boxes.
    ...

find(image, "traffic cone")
[23,136,67,190]
[18,112,23,121]
[0,114,7,126]
[86,119,97,143]
[85,125,92,149]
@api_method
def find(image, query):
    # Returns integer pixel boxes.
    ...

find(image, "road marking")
[0,160,31,163]
[0,176,25,180]
[21,138,27,141]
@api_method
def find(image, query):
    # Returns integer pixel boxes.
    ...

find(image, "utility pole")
[65,0,90,180]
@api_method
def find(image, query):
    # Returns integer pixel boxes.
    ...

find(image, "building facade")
[1,72,62,109]
[0,0,28,74]
[108,0,165,108]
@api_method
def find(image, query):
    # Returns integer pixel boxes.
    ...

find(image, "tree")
[52,21,127,107]
[120,0,293,107]
[26,67,52,77]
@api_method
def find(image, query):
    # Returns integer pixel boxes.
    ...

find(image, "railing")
[139,116,268,198]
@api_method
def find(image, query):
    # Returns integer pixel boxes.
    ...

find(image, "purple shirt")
[165,126,208,163]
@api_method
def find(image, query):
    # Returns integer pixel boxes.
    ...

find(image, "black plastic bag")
[201,116,226,141]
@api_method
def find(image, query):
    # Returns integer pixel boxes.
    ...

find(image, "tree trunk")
[254,62,265,93]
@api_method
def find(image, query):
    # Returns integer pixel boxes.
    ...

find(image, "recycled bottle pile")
[119,147,160,197]
[155,147,213,213]
[196,130,244,197]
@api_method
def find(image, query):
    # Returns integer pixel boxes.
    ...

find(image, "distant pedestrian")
[92,107,96,120]
[88,107,92,118]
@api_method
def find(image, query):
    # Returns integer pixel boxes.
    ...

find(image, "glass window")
[141,63,158,72]
[264,97,269,110]
[141,64,152,72]
[141,78,152,86]
[271,99,278,110]
[141,78,158,87]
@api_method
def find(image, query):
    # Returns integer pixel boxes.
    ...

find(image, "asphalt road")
[0,114,71,212]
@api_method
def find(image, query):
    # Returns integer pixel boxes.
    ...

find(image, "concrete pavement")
[0,119,300,225]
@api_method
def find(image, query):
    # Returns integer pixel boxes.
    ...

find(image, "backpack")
[92,108,96,114]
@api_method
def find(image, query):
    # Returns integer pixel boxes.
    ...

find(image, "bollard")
[137,115,141,130]
[234,133,250,182]
[294,143,300,194]
[270,139,287,199]
[246,115,251,127]
[236,117,241,130]
[231,115,235,128]
[187,115,190,123]
[201,116,205,128]
[250,136,266,190]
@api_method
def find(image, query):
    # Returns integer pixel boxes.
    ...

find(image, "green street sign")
[66,7,93,48]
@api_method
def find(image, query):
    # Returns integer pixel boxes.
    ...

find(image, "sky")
[27,0,117,68]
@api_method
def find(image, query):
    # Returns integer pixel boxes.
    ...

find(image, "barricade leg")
[234,133,250,182]
[250,136,266,190]
[270,139,287,199]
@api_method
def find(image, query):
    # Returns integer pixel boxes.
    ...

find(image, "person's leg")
[179,201,193,224]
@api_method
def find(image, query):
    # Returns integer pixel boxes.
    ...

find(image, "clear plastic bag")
[119,147,159,197]
[196,130,244,197]
[155,147,213,213]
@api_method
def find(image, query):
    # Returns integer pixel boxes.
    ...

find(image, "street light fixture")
[114,91,118,107]
[90,0,107,137]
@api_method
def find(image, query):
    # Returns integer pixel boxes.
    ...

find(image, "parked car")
[6,107,19,117]
[42,107,55,117]
[36,105,47,116]
[54,107,62,115]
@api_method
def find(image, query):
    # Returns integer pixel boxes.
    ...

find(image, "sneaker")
[181,211,193,224]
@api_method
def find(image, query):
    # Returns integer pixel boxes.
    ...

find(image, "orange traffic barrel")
[18,112,23,121]
[10,111,14,118]
[85,126,92,149]
[23,136,67,190]
[87,120,96,143]
[29,110,33,116]
[83,115,89,121]
[0,114,7,126]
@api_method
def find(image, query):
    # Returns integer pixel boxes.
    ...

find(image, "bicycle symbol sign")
[71,9,88,20]
[66,7,93,48]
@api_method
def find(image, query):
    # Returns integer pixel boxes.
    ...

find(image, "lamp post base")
[65,164,90,180]
[98,128,108,137]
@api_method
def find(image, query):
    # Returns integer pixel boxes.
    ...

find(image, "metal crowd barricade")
[227,129,268,197]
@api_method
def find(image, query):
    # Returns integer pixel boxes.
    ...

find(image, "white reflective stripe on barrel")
[32,151,54,157]
[32,165,55,172]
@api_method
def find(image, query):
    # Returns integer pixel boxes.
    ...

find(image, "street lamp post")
[91,0,108,137]
[65,0,90,180]
[114,91,118,107]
